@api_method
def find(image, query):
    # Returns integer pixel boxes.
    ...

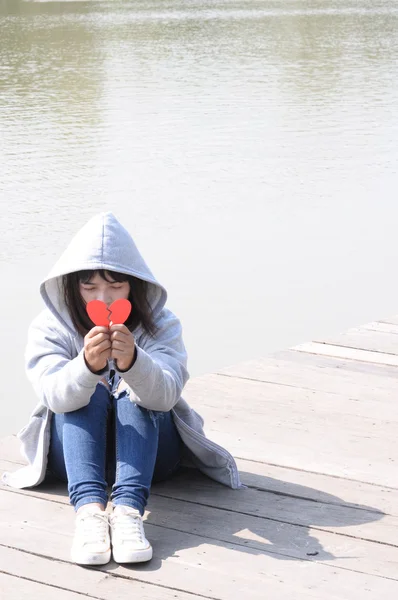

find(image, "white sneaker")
[71,507,111,566]
[110,506,153,563]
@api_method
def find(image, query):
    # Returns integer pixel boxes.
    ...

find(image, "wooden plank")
[1,443,398,556]
[184,374,398,423]
[3,460,398,554]
[1,458,23,473]
[151,474,397,544]
[292,342,398,366]
[0,435,24,465]
[235,458,398,517]
[274,348,398,379]
[143,496,398,576]
[362,322,398,335]
[2,488,398,598]
[3,401,396,488]
[0,545,203,600]
[217,355,398,401]
[3,450,397,519]
[2,462,396,548]
[199,411,397,486]
[0,572,96,600]
[2,314,398,597]
[314,328,398,355]
[3,364,398,486]
[379,315,398,326]
[182,375,398,487]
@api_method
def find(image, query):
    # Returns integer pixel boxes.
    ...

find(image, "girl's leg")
[47,382,112,511]
[108,389,182,564]
[152,411,182,483]
[110,390,182,513]
[110,393,158,513]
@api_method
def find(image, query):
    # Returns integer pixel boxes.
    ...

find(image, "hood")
[40,211,167,336]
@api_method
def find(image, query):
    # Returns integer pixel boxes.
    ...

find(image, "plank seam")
[362,326,398,336]
[242,486,386,515]
[0,458,25,466]
[3,524,398,586]
[3,451,398,492]
[215,372,349,396]
[292,347,398,367]
[215,371,398,401]
[234,456,398,490]
[312,341,398,357]
[0,568,106,600]
[2,463,394,514]
[1,486,395,554]
[0,477,391,516]
[152,492,398,550]
[3,454,398,490]
[0,544,219,600]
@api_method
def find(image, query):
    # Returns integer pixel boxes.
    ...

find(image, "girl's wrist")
[83,353,108,375]
[116,346,137,372]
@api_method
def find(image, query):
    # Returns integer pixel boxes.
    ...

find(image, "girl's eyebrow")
[81,281,118,285]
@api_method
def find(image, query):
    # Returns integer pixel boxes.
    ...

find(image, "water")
[1,0,398,437]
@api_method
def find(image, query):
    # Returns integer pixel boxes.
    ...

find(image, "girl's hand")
[109,324,136,371]
[84,326,111,373]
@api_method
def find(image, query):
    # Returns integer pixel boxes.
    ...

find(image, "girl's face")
[79,272,130,307]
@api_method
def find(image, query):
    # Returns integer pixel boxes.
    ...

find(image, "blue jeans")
[47,373,182,514]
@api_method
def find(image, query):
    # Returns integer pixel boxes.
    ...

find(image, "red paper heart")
[86,299,132,327]
[109,298,132,325]
[86,300,109,327]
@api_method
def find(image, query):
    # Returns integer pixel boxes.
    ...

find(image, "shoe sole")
[112,546,153,564]
[71,548,111,566]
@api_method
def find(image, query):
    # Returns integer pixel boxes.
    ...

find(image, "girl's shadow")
[41,465,386,571]
[121,466,386,570]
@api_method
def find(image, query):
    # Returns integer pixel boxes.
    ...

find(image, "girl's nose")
[97,292,112,305]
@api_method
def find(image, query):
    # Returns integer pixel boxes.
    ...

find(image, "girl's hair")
[62,269,158,338]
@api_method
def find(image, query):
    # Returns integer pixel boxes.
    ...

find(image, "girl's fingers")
[111,348,131,358]
[110,330,130,343]
[89,332,111,348]
[86,326,109,339]
[109,324,129,334]
[94,339,112,353]
[110,339,131,350]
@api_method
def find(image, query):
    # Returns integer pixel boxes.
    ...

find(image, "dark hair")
[62,269,158,338]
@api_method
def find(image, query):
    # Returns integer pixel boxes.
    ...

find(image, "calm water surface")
[1,0,398,436]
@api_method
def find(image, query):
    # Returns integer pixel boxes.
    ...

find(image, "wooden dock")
[1,315,398,598]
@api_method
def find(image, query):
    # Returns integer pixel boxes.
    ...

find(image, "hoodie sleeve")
[116,308,189,412]
[25,312,103,414]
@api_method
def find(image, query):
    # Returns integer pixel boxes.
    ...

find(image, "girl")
[2,212,242,566]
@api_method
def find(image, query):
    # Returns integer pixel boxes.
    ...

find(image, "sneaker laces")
[77,512,109,545]
[112,511,144,543]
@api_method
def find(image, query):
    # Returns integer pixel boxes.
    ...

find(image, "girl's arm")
[116,308,189,412]
[25,311,103,414]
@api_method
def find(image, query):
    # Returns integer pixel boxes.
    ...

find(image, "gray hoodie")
[1,212,242,490]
